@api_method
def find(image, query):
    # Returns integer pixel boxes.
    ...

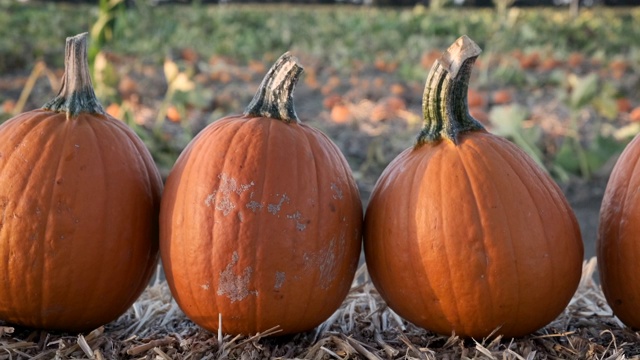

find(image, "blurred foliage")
[89,0,127,65]
[0,3,639,181]
[0,4,639,73]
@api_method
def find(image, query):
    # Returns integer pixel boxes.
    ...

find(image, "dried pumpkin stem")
[417,35,484,146]
[42,33,105,118]
[244,52,303,124]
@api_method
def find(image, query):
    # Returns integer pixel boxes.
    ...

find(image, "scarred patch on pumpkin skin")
[246,201,263,212]
[302,234,346,290]
[205,173,254,216]
[217,251,258,302]
[286,211,308,231]
[267,193,289,215]
[275,271,286,289]
[246,191,264,212]
[330,183,343,200]
[317,239,337,289]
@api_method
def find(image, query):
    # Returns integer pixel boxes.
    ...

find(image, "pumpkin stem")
[42,33,105,118]
[244,52,303,124]
[417,35,484,146]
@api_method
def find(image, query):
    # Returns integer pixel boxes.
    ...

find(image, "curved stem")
[417,35,484,146]
[244,52,303,124]
[42,33,105,118]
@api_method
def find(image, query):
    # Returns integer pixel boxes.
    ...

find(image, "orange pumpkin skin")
[0,111,162,332]
[160,55,362,336]
[364,37,583,338]
[364,132,582,338]
[598,134,640,329]
[0,34,162,332]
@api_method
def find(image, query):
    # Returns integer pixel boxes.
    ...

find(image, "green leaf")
[586,134,627,171]
[554,139,581,175]
[488,104,528,138]
[489,104,547,172]
[554,134,627,177]
[569,73,599,109]
[593,96,618,120]
[592,82,619,120]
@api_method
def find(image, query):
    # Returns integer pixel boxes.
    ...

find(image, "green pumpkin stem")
[417,35,484,146]
[42,33,105,118]
[244,52,303,124]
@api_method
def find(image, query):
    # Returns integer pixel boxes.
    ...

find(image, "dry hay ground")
[1,258,638,359]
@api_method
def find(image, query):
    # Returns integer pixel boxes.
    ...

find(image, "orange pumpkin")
[160,53,362,335]
[363,36,583,338]
[598,134,640,329]
[0,33,162,332]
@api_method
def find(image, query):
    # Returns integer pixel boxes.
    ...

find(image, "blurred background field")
[1,1,640,358]
[1,1,639,257]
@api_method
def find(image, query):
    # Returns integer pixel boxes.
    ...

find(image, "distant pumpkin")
[160,53,362,335]
[0,33,162,332]
[364,36,583,338]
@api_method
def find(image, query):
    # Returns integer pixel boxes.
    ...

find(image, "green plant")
[553,73,629,179]
[156,58,196,126]
[493,0,516,24]
[89,0,126,66]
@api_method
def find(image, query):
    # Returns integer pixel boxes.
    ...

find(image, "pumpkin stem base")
[244,53,303,124]
[417,35,484,146]
[42,33,105,118]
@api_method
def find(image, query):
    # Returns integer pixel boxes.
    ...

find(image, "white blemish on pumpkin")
[268,193,289,215]
[204,194,215,207]
[275,272,285,289]
[245,192,264,213]
[217,251,258,302]
[205,173,254,216]
[237,212,245,223]
[302,239,340,289]
[246,201,263,212]
[201,282,210,290]
[286,211,308,231]
[317,239,337,289]
[330,183,343,200]
[13,141,28,163]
